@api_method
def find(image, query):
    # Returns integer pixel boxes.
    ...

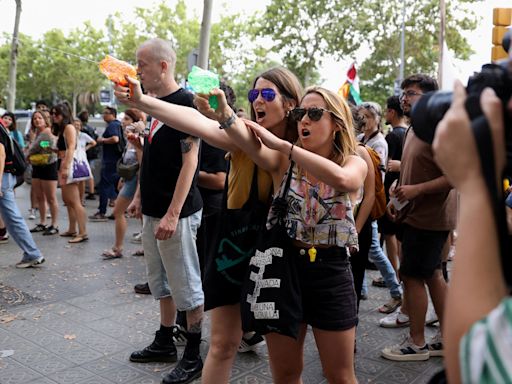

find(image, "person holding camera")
[381,74,456,361]
[433,79,511,382]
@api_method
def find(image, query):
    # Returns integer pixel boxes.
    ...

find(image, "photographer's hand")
[434,80,508,384]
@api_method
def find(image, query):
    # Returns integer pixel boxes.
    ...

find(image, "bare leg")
[402,275,428,346]
[202,305,243,384]
[160,297,177,327]
[41,180,59,227]
[426,269,447,328]
[265,325,307,384]
[32,179,46,225]
[113,195,132,251]
[313,326,357,384]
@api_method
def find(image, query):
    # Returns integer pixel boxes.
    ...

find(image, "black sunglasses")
[248,88,276,103]
[290,107,330,122]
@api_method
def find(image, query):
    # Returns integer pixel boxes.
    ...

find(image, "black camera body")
[411,30,512,174]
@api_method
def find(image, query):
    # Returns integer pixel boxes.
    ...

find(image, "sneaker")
[42,225,59,236]
[428,331,444,357]
[238,333,266,353]
[372,277,387,288]
[46,213,52,219]
[129,330,177,363]
[381,334,430,361]
[162,355,203,384]
[131,232,142,244]
[360,293,368,300]
[28,208,37,220]
[134,282,151,295]
[88,212,108,222]
[171,325,188,346]
[380,308,439,328]
[15,256,45,269]
[379,309,410,328]
[0,233,10,244]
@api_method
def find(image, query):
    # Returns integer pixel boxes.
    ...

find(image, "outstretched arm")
[433,82,507,384]
[114,77,238,152]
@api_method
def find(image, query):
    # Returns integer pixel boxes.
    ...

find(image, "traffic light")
[492,8,511,61]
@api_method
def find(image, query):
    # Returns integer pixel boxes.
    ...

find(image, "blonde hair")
[300,86,357,166]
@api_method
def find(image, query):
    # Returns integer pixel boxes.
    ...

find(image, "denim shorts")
[143,210,204,311]
[119,176,137,199]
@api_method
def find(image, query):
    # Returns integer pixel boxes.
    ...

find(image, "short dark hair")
[78,110,89,123]
[401,74,438,93]
[36,100,48,108]
[104,107,117,117]
[386,95,404,117]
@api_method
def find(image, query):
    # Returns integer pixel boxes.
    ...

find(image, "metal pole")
[197,0,213,69]
[438,0,446,88]
[399,0,405,83]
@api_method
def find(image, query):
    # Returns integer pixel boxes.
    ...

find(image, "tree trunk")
[7,0,22,111]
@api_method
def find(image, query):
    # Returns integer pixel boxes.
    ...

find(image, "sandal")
[30,224,47,233]
[60,231,77,237]
[68,234,89,244]
[132,249,144,257]
[102,248,123,259]
[42,226,59,236]
[378,297,402,314]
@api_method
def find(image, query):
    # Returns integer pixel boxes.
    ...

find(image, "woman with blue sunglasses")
[115,67,302,383]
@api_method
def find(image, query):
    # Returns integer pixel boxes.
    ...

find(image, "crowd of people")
[1,36,510,384]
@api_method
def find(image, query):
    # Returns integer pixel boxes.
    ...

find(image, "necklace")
[304,171,323,262]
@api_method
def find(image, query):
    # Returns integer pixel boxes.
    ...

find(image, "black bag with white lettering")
[241,163,302,339]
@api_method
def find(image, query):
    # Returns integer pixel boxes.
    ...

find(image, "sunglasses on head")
[290,107,330,122]
[248,88,276,103]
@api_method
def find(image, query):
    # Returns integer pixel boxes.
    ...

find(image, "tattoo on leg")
[180,139,192,153]
[188,320,202,333]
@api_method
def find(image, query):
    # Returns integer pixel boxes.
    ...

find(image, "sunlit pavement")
[0,183,443,384]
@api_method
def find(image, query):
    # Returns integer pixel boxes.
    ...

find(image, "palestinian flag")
[338,62,362,105]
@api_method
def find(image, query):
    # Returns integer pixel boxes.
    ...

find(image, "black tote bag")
[241,163,302,339]
[203,164,271,311]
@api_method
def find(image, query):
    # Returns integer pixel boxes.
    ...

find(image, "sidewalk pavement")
[0,184,443,383]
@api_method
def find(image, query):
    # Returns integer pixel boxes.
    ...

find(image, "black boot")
[162,332,202,384]
[130,329,177,363]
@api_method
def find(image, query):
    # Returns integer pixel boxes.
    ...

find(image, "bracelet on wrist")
[288,142,295,160]
[219,112,237,130]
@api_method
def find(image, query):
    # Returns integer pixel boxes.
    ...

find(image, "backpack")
[360,144,386,220]
[116,124,127,154]
[0,123,27,177]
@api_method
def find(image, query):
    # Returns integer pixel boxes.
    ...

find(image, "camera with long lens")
[411,29,512,174]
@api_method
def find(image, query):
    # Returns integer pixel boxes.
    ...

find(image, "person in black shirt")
[0,120,45,268]
[126,38,204,384]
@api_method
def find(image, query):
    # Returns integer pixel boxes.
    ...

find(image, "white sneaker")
[381,334,430,361]
[379,307,439,328]
[28,208,37,220]
[379,309,410,328]
[131,232,142,244]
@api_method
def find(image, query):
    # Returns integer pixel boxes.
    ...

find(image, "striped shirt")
[460,298,512,383]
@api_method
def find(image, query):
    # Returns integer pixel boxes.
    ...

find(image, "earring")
[333,130,337,140]
[286,110,290,117]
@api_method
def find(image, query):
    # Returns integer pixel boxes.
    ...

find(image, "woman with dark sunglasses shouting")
[218,86,367,384]
[114,67,302,383]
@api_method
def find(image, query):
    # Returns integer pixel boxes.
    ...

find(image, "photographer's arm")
[433,83,507,384]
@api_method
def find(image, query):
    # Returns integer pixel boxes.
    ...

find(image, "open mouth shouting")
[255,110,266,122]
[301,128,311,138]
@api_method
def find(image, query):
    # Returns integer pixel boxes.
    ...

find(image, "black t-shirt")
[102,120,122,163]
[140,88,202,219]
[199,142,227,214]
[384,126,407,195]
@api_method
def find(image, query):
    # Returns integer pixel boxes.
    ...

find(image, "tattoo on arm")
[180,137,200,154]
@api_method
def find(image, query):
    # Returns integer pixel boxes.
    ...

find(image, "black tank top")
[57,134,66,151]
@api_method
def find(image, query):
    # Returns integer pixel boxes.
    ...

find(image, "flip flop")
[68,235,89,244]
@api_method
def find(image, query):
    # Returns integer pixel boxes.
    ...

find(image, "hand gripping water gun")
[99,55,137,86]
[187,66,220,109]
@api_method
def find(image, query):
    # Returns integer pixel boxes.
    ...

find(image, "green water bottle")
[187,66,220,109]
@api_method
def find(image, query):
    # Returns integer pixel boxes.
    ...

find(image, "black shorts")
[32,162,58,181]
[294,246,358,331]
[400,224,449,279]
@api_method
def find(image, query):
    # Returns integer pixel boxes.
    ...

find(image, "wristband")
[219,112,237,130]
[288,143,295,160]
